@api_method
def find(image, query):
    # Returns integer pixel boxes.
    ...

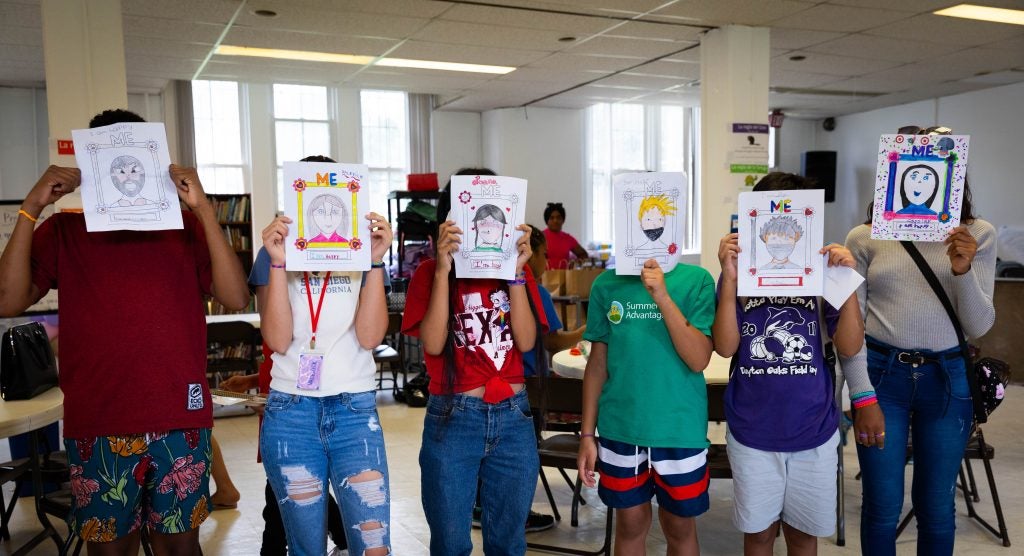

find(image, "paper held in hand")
[613,172,688,276]
[450,174,527,281]
[283,161,371,272]
[870,134,969,242]
[737,189,825,296]
[72,122,184,232]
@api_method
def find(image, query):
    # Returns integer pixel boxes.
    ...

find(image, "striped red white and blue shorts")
[597,436,710,517]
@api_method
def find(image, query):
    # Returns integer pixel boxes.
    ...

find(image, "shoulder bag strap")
[899,240,984,422]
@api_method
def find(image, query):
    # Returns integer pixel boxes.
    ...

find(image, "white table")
[552,350,731,384]
[0,388,64,554]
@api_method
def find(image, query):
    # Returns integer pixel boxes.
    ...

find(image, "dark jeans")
[261,481,346,555]
[856,337,973,556]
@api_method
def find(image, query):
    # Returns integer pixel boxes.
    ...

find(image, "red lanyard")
[302,271,331,350]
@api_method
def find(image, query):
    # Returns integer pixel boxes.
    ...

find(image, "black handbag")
[0,322,59,400]
[901,241,1010,423]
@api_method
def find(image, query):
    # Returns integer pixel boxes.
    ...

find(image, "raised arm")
[508,225,537,353]
[643,260,713,371]
[712,233,741,357]
[821,243,865,358]
[0,166,80,316]
[170,164,250,311]
[257,217,294,354]
[946,223,996,339]
[420,220,461,355]
[354,213,393,350]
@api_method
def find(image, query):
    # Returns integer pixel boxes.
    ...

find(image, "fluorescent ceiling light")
[215,45,515,74]
[934,4,1024,26]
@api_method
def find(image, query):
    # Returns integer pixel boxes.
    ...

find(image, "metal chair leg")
[539,469,561,522]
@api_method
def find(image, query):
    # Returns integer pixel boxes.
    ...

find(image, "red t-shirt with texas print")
[30,212,214,439]
[402,259,548,403]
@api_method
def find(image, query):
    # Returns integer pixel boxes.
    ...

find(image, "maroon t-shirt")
[31,212,214,438]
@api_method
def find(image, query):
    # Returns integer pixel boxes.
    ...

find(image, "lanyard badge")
[298,271,331,391]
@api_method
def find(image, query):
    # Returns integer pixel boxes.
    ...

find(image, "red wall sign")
[57,139,74,155]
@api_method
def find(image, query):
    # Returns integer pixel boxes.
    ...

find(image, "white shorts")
[726,430,839,537]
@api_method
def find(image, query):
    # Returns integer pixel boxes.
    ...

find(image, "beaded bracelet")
[18,209,38,223]
[851,391,878,409]
[507,271,527,286]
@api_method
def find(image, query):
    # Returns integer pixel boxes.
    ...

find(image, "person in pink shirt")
[542,202,588,269]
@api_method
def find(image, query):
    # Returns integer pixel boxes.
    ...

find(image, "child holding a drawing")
[252,155,393,556]
[712,172,873,556]
[576,251,717,554]
[401,168,549,555]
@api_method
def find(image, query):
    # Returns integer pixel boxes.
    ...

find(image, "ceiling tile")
[769,4,915,33]
[0,2,41,28]
[865,13,1024,46]
[662,46,701,63]
[231,10,428,39]
[123,36,211,60]
[223,26,398,57]
[122,16,223,43]
[410,20,568,52]
[769,28,845,50]
[770,69,845,88]
[437,3,615,35]
[567,35,698,58]
[624,60,701,80]
[815,75,911,93]
[651,0,818,26]
[386,40,549,67]
[121,0,241,24]
[263,0,454,19]
[127,55,202,80]
[199,59,361,84]
[500,66,612,84]
[602,20,707,42]
[773,51,904,76]
[0,25,41,46]
[527,53,646,72]
[127,76,171,93]
[804,34,967,63]
[823,0,954,13]
[594,72,693,90]
[979,34,1024,52]
[522,0,671,13]
[0,43,42,64]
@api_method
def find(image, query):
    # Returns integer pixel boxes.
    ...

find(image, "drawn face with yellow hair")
[637,195,677,242]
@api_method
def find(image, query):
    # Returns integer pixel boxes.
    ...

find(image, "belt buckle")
[898,352,924,367]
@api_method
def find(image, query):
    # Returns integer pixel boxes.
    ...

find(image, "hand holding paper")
[822,255,865,310]
[24,166,81,215]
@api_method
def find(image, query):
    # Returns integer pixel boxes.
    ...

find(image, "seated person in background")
[0,108,250,555]
[543,202,589,269]
[527,225,585,367]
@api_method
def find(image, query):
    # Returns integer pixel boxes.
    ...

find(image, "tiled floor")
[2,385,1023,555]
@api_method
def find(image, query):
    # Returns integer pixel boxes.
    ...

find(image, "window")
[273,84,331,210]
[192,80,245,194]
[585,103,699,248]
[360,90,409,216]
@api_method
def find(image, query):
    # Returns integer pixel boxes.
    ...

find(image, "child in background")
[402,168,548,555]
[712,172,875,556]
[576,256,716,555]
[525,225,586,372]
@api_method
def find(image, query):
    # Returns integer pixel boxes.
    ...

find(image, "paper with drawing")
[613,172,687,276]
[283,161,370,271]
[738,189,825,296]
[870,134,970,242]
[73,122,183,232]
[450,174,527,280]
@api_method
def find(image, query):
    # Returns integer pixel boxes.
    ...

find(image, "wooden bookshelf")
[206,194,257,315]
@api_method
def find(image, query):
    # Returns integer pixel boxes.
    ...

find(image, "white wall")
[481,107,585,237]
[432,110,482,184]
[775,118,818,176]
[809,81,1024,244]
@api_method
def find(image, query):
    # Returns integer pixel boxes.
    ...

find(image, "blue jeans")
[856,338,973,556]
[419,389,539,556]
[261,390,391,556]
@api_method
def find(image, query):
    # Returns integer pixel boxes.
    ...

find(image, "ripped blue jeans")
[856,337,973,556]
[262,390,391,556]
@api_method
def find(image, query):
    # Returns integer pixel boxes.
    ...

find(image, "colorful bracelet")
[18,209,38,223]
[270,263,285,269]
[851,392,878,409]
[507,271,527,286]
[371,261,386,269]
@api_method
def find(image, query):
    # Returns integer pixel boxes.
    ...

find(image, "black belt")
[866,341,962,368]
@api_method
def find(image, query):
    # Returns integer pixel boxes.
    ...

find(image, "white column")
[246,83,275,251]
[699,26,770,273]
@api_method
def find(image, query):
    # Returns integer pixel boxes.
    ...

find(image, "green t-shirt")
[583,265,716,449]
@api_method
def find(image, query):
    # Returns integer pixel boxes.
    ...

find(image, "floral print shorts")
[64,428,212,542]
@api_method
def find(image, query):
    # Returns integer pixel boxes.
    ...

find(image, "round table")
[0,388,64,555]
[552,350,732,384]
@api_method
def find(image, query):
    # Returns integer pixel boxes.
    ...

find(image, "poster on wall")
[72,122,183,232]
[450,174,527,280]
[730,122,769,192]
[283,161,371,271]
[613,172,687,276]
[737,189,824,296]
[870,134,970,242]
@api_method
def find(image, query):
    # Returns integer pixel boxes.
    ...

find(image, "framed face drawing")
[613,172,687,276]
[283,161,370,271]
[871,134,970,242]
[450,175,527,280]
[737,189,825,296]
[73,122,183,232]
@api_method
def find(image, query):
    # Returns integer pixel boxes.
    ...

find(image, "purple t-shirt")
[724,294,840,452]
